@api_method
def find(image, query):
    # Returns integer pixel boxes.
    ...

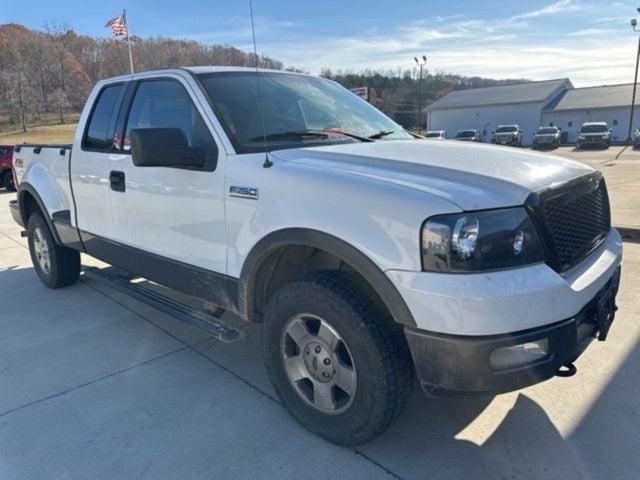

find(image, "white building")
[425,79,572,143]
[425,79,640,144]
[542,83,639,143]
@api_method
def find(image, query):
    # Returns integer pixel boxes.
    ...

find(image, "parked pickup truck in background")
[532,126,561,149]
[491,124,523,147]
[10,67,622,446]
[576,122,612,149]
[0,145,15,191]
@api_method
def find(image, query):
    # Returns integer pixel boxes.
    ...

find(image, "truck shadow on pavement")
[363,340,640,479]
[0,263,637,479]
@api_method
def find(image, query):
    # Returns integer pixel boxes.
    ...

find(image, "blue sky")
[1,0,638,86]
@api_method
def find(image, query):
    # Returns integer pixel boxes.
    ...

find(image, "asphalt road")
[0,185,638,479]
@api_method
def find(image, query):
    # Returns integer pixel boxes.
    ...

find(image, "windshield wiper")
[329,130,374,142]
[248,129,373,143]
[247,131,330,142]
[368,129,395,139]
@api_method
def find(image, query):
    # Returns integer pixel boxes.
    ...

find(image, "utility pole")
[124,10,134,74]
[628,12,640,142]
[414,55,427,135]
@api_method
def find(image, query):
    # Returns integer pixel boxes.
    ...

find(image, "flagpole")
[123,9,134,73]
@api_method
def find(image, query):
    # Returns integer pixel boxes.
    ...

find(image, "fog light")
[489,339,549,370]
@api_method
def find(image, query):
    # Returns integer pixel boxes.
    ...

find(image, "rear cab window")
[83,83,125,151]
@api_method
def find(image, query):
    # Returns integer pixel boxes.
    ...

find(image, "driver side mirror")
[130,127,209,169]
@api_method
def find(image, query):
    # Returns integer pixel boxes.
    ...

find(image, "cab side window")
[83,84,124,151]
[124,79,215,155]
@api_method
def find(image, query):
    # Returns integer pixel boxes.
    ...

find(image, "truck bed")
[12,143,74,223]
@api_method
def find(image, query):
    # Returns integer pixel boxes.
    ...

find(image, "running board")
[83,267,244,343]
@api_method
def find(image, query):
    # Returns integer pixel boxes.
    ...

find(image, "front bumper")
[492,136,517,145]
[533,137,559,147]
[9,199,22,227]
[577,137,609,148]
[387,228,622,336]
[405,266,621,397]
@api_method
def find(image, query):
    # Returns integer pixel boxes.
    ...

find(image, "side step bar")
[83,267,244,343]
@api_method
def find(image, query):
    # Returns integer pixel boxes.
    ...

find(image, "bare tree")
[44,22,73,123]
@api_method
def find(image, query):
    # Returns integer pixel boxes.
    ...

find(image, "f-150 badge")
[230,186,259,200]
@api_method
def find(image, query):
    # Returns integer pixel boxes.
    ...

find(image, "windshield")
[456,130,476,138]
[581,124,608,133]
[537,128,558,134]
[198,72,413,152]
[495,126,517,133]
[425,132,443,138]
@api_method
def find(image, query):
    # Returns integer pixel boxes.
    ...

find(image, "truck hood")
[271,140,594,210]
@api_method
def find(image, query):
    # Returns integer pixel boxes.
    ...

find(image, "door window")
[123,79,215,153]
[83,84,124,151]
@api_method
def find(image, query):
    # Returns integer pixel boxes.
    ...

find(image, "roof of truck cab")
[184,66,299,75]
[99,66,308,84]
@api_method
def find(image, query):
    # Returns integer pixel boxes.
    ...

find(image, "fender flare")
[17,182,63,246]
[238,228,416,327]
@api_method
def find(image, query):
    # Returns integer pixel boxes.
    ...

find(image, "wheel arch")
[238,228,416,327]
[18,183,63,246]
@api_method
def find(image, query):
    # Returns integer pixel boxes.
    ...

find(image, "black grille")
[530,174,611,272]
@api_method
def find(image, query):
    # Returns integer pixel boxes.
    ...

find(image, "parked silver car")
[425,130,446,140]
[454,129,482,142]
[532,126,561,149]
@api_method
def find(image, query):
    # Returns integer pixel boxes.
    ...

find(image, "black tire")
[262,270,413,446]
[2,170,15,191]
[27,212,80,288]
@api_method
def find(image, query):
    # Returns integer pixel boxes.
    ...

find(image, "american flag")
[105,14,128,37]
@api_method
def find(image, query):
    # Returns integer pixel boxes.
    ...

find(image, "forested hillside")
[321,69,528,128]
[0,23,285,131]
[0,23,528,132]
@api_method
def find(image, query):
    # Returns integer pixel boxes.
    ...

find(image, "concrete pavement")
[545,146,640,233]
[1,188,639,479]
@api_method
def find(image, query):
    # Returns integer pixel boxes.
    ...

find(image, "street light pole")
[628,13,640,142]
[414,55,427,135]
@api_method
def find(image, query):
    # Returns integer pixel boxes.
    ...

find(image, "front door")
[108,75,228,299]
[72,82,127,239]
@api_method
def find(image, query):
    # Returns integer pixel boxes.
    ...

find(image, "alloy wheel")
[281,313,357,414]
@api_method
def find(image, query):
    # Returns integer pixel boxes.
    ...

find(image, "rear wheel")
[262,270,413,446]
[27,213,80,288]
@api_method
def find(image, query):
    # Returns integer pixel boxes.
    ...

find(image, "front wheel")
[262,271,413,446]
[27,213,80,288]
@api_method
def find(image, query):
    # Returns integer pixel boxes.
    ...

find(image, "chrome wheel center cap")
[303,341,334,383]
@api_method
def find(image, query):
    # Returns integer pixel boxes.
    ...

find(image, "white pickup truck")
[10,67,622,446]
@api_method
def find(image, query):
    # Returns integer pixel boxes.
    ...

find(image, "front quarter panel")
[225,153,461,278]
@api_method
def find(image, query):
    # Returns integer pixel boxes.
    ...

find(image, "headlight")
[421,208,544,272]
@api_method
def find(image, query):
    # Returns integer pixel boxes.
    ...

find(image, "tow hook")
[555,363,577,378]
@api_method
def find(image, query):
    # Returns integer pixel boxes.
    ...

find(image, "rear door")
[71,82,127,238]
[108,74,228,279]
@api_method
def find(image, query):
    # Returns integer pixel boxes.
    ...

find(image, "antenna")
[249,0,273,168]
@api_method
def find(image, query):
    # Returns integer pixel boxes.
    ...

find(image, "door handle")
[110,170,125,192]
